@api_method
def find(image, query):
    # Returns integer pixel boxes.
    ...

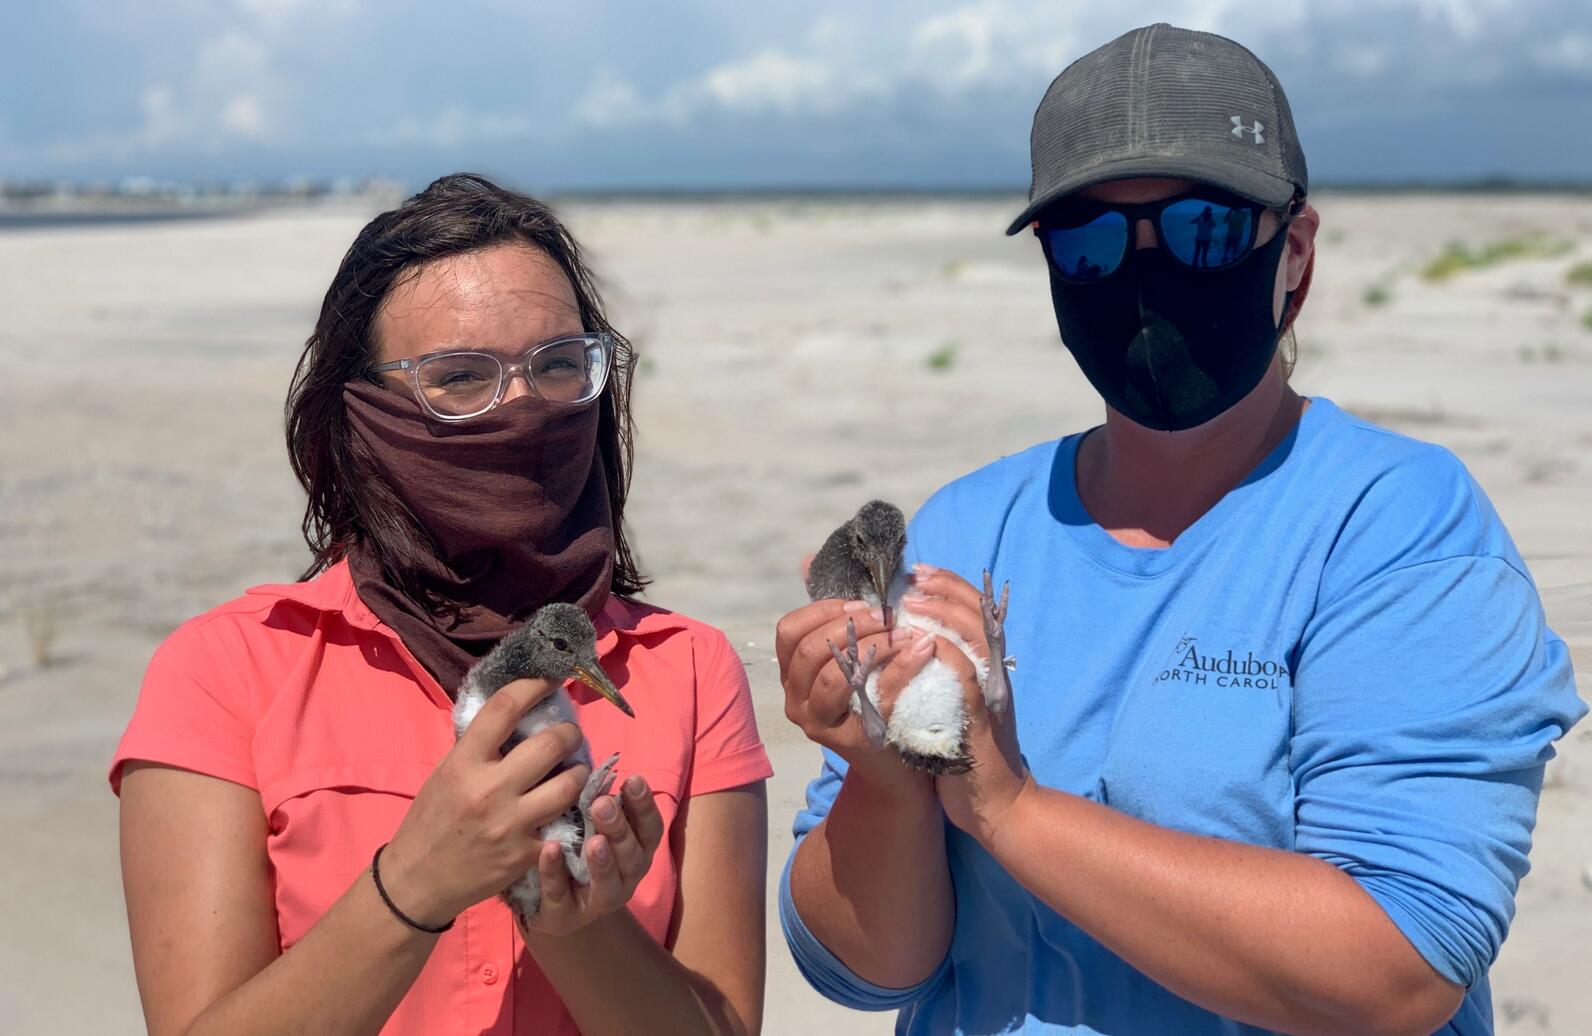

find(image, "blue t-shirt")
[779,398,1585,1035]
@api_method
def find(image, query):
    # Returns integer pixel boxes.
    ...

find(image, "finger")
[929,636,984,712]
[896,593,989,660]
[515,763,589,830]
[581,834,623,911]
[873,633,940,708]
[498,721,586,793]
[805,628,922,726]
[588,794,647,882]
[906,565,983,611]
[798,552,815,584]
[458,677,561,761]
[776,599,866,673]
[784,609,900,698]
[535,839,574,916]
[621,774,666,857]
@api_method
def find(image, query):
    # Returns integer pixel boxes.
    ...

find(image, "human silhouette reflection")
[1190,205,1216,267]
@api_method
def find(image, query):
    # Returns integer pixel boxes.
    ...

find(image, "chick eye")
[552,637,569,651]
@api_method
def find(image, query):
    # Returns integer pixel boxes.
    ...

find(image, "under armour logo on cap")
[1230,116,1265,144]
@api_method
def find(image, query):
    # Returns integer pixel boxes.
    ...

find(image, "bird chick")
[452,602,633,921]
[806,500,1012,774]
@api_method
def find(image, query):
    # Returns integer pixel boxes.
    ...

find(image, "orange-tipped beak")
[572,662,634,718]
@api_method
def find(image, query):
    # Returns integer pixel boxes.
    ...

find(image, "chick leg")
[562,752,621,884]
[829,618,888,748]
[980,571,1013,716]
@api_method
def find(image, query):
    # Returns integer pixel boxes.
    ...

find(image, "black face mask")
[1048,229,1291,432]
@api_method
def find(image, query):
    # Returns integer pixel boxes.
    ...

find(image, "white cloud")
[139,86,183,144]
[4,0,1586,180]
[699,50,836,111]
[574,69,647,128]
[1333,43,1392,79]
[236,0,358,26]
[911,6,998,87]
[369,106,535,148]
[220,94,268,137]
[1533,33,1592,77]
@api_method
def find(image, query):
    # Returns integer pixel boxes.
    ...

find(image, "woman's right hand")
[776,598,933,796]
[377,678,590,929]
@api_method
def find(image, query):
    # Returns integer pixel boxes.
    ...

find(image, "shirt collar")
[249,557,690,659]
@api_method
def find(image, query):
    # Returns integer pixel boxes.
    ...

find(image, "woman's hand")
[520,773,666,937]
[377,677,595,928]
[776,596,928,796]
[899,566,1035,847]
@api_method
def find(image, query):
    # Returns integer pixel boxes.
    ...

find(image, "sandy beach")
[1,193,1588,1034]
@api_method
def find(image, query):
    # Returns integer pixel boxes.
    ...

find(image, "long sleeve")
[779,748,950,1010]
[1291,554,1583,988]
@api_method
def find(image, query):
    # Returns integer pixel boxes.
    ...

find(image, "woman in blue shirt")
[775,23,1585,1036]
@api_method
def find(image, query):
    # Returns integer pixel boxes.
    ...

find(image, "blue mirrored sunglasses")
[1037,190,1300,284]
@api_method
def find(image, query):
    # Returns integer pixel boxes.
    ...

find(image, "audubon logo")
[1156,636,1290,690]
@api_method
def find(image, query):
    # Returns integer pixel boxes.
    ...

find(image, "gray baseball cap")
[1006,22,1308,235]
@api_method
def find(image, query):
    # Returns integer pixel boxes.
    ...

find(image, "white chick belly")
[850,593,989,760]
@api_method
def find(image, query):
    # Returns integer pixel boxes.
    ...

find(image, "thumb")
[799,552,815,583]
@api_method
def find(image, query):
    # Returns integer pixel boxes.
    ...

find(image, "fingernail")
[888,626,922,644]
[591,838,610,863]
[842,600,869,613]
[625,775,647,798]
[904,590,929,602]
[593,797,617,822]
[911,634,935,655]
[868,607,885,623]
[913,563,938,577]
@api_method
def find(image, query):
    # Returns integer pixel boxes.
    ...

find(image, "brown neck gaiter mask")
[342,378,614,696]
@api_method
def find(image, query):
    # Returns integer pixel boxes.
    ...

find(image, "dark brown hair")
[285,172,648,597]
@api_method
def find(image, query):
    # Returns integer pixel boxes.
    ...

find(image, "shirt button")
[480,962,499,985]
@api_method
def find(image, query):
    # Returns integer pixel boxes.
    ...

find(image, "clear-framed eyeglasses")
[367,331,614,421]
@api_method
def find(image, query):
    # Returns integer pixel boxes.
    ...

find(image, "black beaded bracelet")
[371,842,454,934]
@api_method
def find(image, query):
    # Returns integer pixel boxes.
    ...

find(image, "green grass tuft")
[927,341,958,371]
[1362,284,1392,307]
[1422,236,1573,281]
[1570,262,1592,288]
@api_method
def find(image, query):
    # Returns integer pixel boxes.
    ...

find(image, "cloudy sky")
[2,0,1589,190]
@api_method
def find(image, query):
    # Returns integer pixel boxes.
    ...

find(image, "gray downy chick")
[452,602,633,921]
[806,499,1012,774]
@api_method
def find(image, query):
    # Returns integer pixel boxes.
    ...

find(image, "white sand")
[1,193,1588,1034]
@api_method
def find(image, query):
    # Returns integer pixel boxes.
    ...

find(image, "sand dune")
[1,193,1587,1033]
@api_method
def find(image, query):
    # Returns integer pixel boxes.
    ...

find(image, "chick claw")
[580,752,622,817]
[565,753,621,884]
[980,571,1012,716]
[830,618,888,748]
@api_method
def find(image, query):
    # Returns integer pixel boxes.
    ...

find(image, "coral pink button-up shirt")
[108,559,773,1035]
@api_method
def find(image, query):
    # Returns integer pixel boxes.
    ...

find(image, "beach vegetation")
[927,341,959,371]
[1421,236,1572,281]
[21,602,57,668]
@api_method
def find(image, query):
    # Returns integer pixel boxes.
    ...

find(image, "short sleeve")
[108,617,258,796]
[1291,555,1584,988]
[686,631,774,797]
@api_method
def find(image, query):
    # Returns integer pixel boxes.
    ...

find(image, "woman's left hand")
[520,773,665,938]
[902,566,1036,849]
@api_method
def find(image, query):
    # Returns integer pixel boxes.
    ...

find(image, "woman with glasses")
[777,24,1583,1036]
[110,174,771,1036]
